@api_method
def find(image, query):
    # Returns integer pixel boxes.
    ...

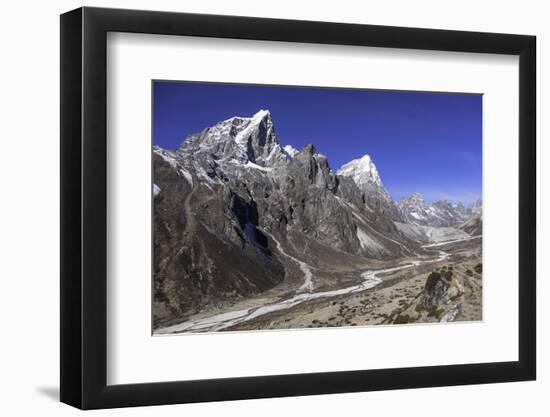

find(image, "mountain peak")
[187,109,274,145]
[405,192,425,203]
[230,110,274,146]
[337,154,382,187]
[225,109,271,127]
[356,154,373,164]
[283,144,299,159]
[178,109,286,167]
[301,143,318,155]
[252,109,271,120]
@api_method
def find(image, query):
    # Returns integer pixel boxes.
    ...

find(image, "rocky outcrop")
[288,144,339,191]
[422,271,451,308]
[440,303,461,322]
[421,267,463,309]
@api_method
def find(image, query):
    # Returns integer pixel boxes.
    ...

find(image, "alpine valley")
[153,110,482,334]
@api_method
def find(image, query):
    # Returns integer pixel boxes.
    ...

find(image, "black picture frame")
[60,6,536,410]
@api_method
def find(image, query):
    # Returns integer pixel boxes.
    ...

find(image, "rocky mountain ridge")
[153,109,481,326]
[398,192,480,228]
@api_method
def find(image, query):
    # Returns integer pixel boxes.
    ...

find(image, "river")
[155,242,455,334]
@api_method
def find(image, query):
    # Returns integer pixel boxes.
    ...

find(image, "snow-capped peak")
[224,109,271,128]
[177,109,288,168]
[251,109,271,120]
[398,192,472,227]
[337,154,382,187]
[283,144,299,159]
[223,109,273,146]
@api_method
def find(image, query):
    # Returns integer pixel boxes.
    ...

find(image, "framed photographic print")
[60,7,536,409]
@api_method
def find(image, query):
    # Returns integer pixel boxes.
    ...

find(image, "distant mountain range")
[398,192,481,227]
[153,110,482,326]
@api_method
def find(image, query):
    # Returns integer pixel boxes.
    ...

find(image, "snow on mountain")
[283,145,299,159]
[398,192,474,227]
[337,154,402,221]
[177,109,288,168]
[337,154,382,187]
[233,109,272,145]
[153,146,178,168]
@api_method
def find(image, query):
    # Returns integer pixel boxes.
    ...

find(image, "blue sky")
[153,81,482,205]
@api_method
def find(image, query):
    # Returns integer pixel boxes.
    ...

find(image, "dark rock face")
[421,271,451,308]
[291,144,339,192]
[153,110,424,326]
[153,152,286,326]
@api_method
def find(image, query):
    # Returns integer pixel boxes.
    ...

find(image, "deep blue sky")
[153,81,482,205]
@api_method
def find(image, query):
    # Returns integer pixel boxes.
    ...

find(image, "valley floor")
[155,236,482,335]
